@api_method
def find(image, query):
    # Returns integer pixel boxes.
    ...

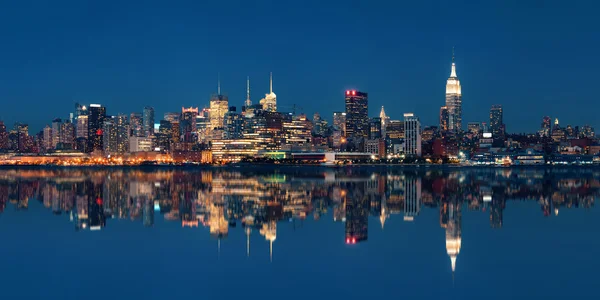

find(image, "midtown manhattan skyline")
[0,1,598,132]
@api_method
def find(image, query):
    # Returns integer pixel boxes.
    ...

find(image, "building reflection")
[0,168,598,273]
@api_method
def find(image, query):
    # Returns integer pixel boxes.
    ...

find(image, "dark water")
[0,167,599,300]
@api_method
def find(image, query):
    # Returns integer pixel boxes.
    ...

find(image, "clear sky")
[0,0,598,133]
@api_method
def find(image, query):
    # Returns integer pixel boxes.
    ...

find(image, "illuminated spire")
[269,72,273,94]
[450,47,457,78]
[379,106,386,119]
[218,73,221,95]
[245,76,251,107]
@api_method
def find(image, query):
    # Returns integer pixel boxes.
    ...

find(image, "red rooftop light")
[352,90,356,96]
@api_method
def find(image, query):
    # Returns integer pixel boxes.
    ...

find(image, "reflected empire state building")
[0,168,597,278]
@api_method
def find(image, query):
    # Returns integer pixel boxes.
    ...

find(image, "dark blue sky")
[0,0,598,133]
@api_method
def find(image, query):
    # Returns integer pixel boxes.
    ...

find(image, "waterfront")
[1,167,599,300]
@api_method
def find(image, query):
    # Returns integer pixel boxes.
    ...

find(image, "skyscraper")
[259,72,277,112]
[0,121,8,149]
[404,177,421,221]
[76,114,88,139]
[210,79,229,132]
[51,118,62,149]
[88,104,106,152]
[143,106,155,137]
[344,90,368,140]
[489,105,504,138]
[129,112,143,137]
[115,114,129,153]
[224,106,244,139]
[404,113,421,156]
[445,49,462,132]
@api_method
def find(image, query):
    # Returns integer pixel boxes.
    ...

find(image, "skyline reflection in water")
[0,167,599,300]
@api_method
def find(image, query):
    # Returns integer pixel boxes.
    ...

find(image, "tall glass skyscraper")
[344,90,368,139]
[143,106,155,137]
[489,104,504,138]
[445,50,462,132]
[88,104,106,152]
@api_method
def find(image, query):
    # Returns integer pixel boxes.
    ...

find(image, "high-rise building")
[181,107,199,135]
[379,106,389,138]
[244,76,252,108]
[59,121,75,149]
[51,118,62,149]
[129,112,143,137]
[43,125,52,150]
[88,104,106,152]
[403,113,421,156]
[76,114,88,139]
[143,106,155,137]
[440,106,449,132]
[157,120,173,151]
[445,50,462,132]
[224,106,244,139]
[115,114,129,154]
[259,72,277,112]
[103,118,118,155]
[210,93,229,131]
[489,105,504,138]
[282,114,312,147]
[333,112,347,136]
[312,112,328,136]
[369,117,383,140]
[386,120,404,139]
[344,90,368,139]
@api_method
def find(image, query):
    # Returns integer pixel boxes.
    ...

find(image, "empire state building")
[445,50,462,132]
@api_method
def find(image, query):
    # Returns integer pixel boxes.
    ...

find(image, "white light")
[90,104,101,108]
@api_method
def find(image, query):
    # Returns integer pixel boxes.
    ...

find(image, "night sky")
[0,0,598,133]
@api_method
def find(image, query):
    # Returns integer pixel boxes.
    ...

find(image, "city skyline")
[0,1,598,133]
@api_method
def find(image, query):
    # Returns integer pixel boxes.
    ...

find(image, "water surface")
[0,167,598,300]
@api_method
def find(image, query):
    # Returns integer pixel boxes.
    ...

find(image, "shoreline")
[1,163,600,170]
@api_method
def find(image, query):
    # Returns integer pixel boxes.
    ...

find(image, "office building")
[76,114,88,139]
[224,106,244,139]
[445,50,462,132]
[489,105,504,138]
[403,113,421,156]
[210,95,229,131]
[369,117,383,140]
[51,118,62,149]
[345,90,368,139]
[129,112,143,137]
[143,106,155,137]
[88,104,106,152]
[59,121,75,149]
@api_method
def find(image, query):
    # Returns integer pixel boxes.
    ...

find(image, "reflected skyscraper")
[404,177,421,221]
[443,201,462,276]
[344,182,369,244]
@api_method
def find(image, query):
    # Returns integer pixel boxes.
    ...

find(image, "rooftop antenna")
[269,72,273,94]
[218,73,221,95]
